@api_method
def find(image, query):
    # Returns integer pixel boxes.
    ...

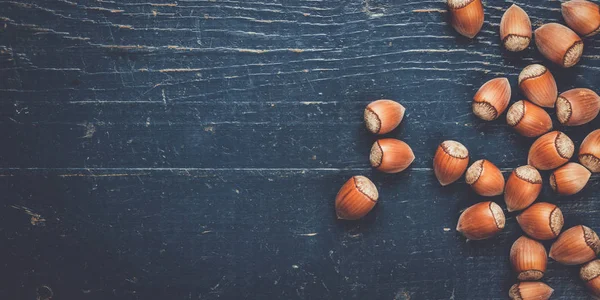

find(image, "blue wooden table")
[0,0,599,299]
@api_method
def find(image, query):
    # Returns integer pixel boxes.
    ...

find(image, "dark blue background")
[0,0,599,299]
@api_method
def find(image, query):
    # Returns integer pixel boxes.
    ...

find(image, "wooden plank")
[0,101,598,169]
[1,169,597,299]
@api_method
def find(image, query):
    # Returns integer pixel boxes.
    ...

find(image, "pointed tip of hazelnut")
[369,141,383,168]
[353,176,379,202]
[581,259,600,281]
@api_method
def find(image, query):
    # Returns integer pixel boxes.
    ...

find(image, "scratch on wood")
[159,68,203,73]
[413,9,447,13]
[85,6,124,13]
[116,24,134,29]
[11,205,46,226]
[58,173,147,177]
[298,233,318,237]
[150,3,177,6]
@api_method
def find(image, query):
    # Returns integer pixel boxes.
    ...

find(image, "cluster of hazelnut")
[334,0,600,298]
[335,99,413,220]
[442,0,600,299]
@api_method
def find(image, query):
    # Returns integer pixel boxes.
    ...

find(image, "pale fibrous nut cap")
[500,4,532,52]
[515,165,543,184]
[465,160,484,184]
[447,0,484,38]
[473,77,511,121]
[581,259,600,282]
[354,176,378,201]
[562,0,600,37]
[535,23,584,68]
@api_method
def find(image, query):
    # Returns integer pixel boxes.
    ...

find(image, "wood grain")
[0,0,599,299]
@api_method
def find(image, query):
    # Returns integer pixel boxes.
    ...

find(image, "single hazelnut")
[465,159,505,196]
[518,64,558,108]
[528,131,574,170]
[510,236,548,281]
[433,140,469,186]
[370,139,415,173]
[550,162,591,196]
[473,77,511,121]
[504,165,542,212]
[456,201,505,240]
[500,4,532,52]
[535,23,583,68]
[509,282,554,300]
[556,88,600,126]
[517,202,564,241]
[506,100,553,137]
[562,0,600,37]
[335,176,378,220]
[550,225,600,265]
[447,0,484,38]
[364,100,405,135]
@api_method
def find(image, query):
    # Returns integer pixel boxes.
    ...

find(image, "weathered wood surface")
[0,0,599,299]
